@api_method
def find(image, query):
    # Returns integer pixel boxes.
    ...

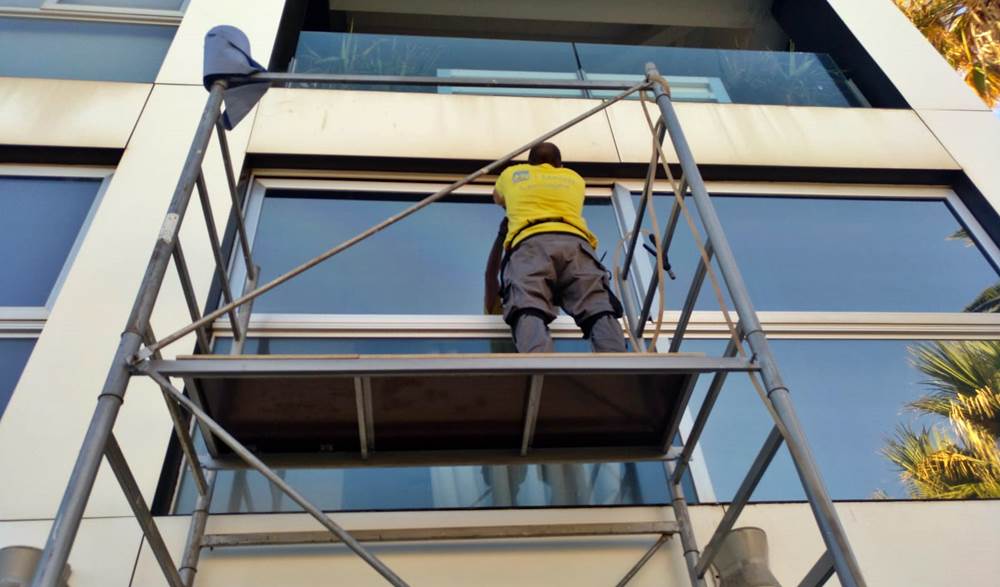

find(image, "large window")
[628,188,1000,313]
[0,169,107,419]
[167,177,1000,512]
[0,17,176,82]
[233,182,621,315]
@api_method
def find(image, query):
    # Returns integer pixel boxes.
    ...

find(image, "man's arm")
[492,188,506,209]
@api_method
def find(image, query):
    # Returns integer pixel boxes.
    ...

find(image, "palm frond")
[964,282,1000,313]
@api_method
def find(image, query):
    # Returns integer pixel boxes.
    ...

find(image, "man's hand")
[492,188,506,209]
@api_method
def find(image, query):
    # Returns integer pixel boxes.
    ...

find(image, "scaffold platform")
[144,353,755,464]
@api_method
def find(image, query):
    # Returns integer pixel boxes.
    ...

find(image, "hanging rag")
[203,25,269,130]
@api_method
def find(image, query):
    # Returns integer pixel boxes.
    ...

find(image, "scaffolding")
[27,63,867,587]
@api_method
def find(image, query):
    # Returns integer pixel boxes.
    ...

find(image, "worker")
[490,142,626,353]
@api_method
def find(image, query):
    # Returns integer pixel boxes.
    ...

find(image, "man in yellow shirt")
[493,142,625,353]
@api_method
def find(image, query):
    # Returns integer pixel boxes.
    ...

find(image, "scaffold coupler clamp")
[644,63,671,97]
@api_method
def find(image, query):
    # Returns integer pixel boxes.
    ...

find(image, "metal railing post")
[30,82,227,587]
[645,62,867,587]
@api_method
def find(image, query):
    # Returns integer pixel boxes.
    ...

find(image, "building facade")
[1,0,999,585]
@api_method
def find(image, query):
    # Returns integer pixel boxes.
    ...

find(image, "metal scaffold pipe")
[644,62,867,587]
[29,82,228,587]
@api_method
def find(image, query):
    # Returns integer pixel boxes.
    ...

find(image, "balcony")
[290,31,867,107]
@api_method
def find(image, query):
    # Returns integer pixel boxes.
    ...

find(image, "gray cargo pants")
[501,233,626,353]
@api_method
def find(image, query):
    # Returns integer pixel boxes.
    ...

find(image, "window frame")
[0,165,112,335]
[198,174,999,507]
[223,176,1000,342]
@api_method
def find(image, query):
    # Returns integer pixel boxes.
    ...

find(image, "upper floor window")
[0,168,107,420]
[0,16,176,82]
[0,0,186,15]
[272,0,869,107]
[0,173,104,308]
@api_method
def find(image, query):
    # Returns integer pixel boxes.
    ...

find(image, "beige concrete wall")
[130,507,721,587]
[608,102,958,169]
[0,78,150,149]
[0,0,283,521]
[127,500,1000,586]
[249,89,621,163]
[918,109,1000,211]
[249,91,959,171]
[0,518,142,587]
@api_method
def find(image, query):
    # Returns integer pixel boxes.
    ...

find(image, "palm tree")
[883,341,1000,498]
[948,228,1000,312]
[893,0,1000,107]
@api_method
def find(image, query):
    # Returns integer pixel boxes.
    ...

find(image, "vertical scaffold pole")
[30,82,228,587]
[644,62,867,587]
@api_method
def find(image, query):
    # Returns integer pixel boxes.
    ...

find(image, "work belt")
[499,216,595,285]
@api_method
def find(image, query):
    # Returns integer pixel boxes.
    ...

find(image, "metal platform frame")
[28,64,868,587]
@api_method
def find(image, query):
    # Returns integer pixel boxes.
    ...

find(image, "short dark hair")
[528,142,562,167]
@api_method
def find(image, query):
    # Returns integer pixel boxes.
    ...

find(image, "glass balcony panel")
[577,43,861,106]
[291,31,583,97]
[290,32,866,107]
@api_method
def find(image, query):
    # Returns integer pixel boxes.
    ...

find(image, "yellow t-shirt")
[494,163,598,249]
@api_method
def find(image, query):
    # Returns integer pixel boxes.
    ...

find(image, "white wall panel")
[0,78,150,149]
[131,507,723,587]
[918,109,1000,212]
[0,518,141,587]
[736,500,1000,586]
[0,84,253,520]
[249,89,621,163]
[155,0,286,85]
[608,101,958,169]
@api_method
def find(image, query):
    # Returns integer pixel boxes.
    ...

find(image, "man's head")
[528,142,562,167]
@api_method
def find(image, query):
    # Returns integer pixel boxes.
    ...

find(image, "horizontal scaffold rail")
[238,72,642,91]
[139,352,759,377]
[202,522,680,548]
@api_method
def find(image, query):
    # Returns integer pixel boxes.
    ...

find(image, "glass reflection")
[290,32,863,107]
[0,177,100,306]
[0,17,176,82]
[685,338,998,502]
[247,191,620,315]
[632,195,1000,313]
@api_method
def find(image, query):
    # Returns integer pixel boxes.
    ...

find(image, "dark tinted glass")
[632,195,999,313]
[577,44,860,107]
[0,177,100,306]
[0,17,175,82]
[290,32,864,107]
[292,32,583,97]
[685,338,991,501]
[0,339,35,418]
[247,191,620,314]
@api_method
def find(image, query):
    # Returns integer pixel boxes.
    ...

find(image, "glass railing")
[291,31,866,107]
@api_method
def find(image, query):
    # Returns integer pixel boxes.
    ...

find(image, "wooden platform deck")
[142,353,756,467]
